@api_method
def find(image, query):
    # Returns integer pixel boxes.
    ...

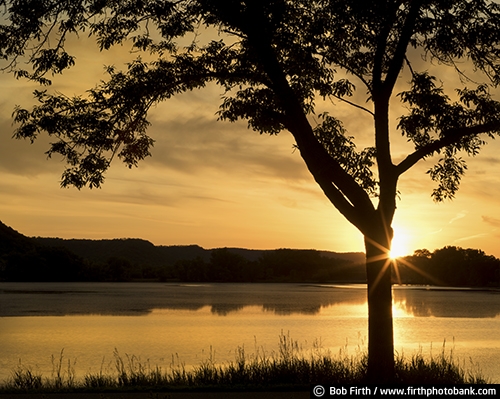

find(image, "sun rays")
[389,233,410,260]
[391,256,444,286]
[364,224,443,290]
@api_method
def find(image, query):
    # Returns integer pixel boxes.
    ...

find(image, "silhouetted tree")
[105,256,133,281]
[207,248,249,281]
[404,246,500,287]
[258,248,347,281]
[2,246,88,281]
[3,0,500,380]
[174,257,208,281]
[173,250,257,281]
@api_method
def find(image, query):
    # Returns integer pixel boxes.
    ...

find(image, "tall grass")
[0,333,488,392]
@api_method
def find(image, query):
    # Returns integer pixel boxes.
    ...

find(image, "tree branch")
[329,94,374,116]
[314,176,373,234]
[396,122,500,176]
[382,1,422,97]
[372,3,395,92]
[242,28,375,219]
[334,59,373,95]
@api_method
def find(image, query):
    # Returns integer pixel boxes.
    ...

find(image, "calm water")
[0,282,499,382]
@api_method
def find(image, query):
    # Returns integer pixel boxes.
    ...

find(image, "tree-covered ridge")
[161,247,500,287]
[1,221,498,287]
[396,246,500,288]
[171,248,365,283]
[32,237,208,268]
[1,220,364,282]
[0,222,89,281]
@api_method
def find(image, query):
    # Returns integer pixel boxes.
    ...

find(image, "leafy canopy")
[2,0,500,227]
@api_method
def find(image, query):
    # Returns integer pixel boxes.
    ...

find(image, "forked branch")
[396,122,500,176]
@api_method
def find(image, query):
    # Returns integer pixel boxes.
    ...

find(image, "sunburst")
[389,230,410,260]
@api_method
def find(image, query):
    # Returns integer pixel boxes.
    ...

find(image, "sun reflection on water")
[392,300,414,318]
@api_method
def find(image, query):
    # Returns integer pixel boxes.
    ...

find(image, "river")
[0,282,499,382]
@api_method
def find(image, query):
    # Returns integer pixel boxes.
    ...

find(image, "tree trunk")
[365,225,395,382]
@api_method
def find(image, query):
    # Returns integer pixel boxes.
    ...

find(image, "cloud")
[0,117,63,177]
[453,233,488,244]
[482,215,500,228]
[0,74,310,185]
[449,210,468,224]
[146,110,310,182]
[0,75,69,178]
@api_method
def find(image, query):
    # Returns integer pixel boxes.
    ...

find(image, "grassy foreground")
[0,335,488,392]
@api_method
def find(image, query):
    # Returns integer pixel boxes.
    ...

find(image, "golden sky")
[1,36,500,258]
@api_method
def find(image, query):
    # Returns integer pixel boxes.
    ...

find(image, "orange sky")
[1,36,500,258]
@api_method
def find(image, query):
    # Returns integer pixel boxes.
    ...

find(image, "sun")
[389,229,410,259]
